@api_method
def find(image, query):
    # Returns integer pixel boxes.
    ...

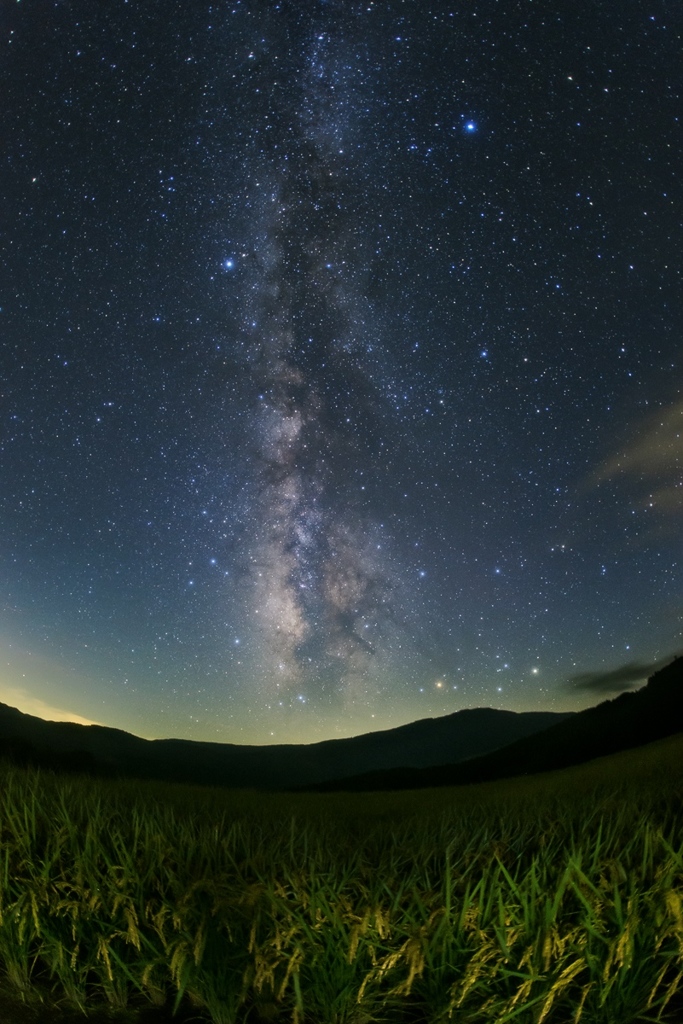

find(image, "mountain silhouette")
[306,655,683,791]
[0,702,570,790]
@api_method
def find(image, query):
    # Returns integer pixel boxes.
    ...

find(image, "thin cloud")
[589,399,683,514]
[567,660,660,695]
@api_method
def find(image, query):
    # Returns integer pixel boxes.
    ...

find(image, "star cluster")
[0,0,681,743]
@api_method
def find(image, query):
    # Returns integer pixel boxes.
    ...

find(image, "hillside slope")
[306,655,683,791]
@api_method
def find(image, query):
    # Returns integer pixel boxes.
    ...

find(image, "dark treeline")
[0,737,113,779]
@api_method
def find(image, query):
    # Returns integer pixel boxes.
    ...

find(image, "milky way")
[226,23,403,710]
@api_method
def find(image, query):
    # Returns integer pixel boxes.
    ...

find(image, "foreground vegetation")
[1,735,683,1024]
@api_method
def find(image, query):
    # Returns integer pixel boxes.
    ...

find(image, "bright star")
[465,121,477,132]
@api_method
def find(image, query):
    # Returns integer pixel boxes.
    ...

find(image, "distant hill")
[307,656,683,792]
[0,702,570,790]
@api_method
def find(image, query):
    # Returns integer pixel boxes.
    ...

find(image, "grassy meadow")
[1,734,683,1024]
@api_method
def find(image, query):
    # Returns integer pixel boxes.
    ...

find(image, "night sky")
[1,0,681,745]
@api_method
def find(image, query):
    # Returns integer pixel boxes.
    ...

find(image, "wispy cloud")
[0,687,101,726]
[567,659,660,695]
[589,399,683,514]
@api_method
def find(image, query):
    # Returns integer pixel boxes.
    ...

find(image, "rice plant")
[0,733,682,1022]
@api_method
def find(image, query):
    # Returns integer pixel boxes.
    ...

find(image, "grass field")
[1,734,683,1024]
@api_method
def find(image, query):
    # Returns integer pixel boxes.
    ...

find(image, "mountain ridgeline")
[1,656,680,791]
[0,704,569,791]
[307,656,683,791]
